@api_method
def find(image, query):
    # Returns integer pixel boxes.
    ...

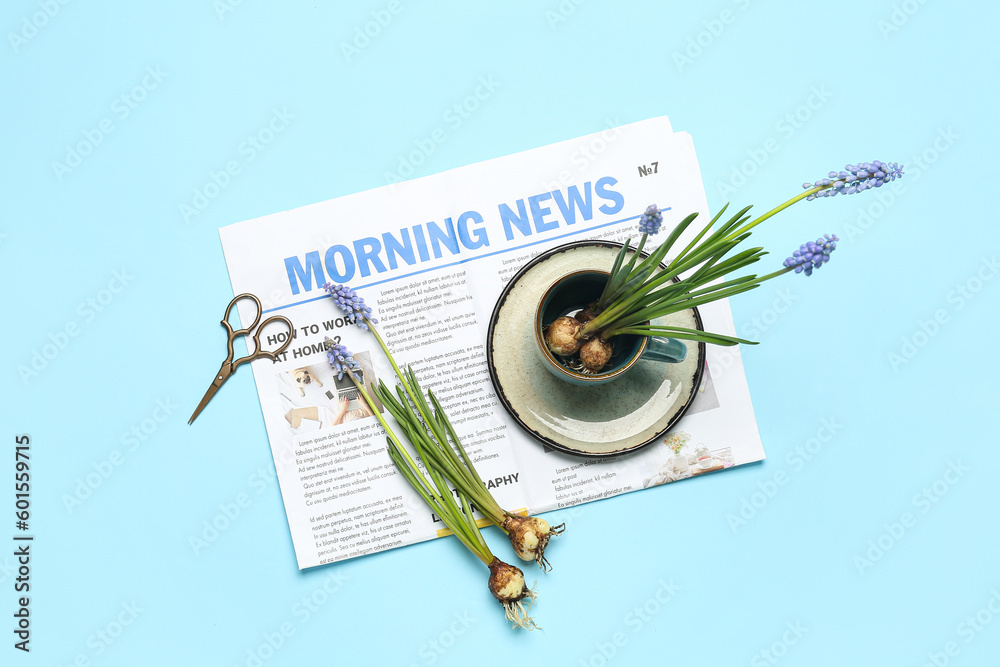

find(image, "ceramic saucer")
[486,241,705,457]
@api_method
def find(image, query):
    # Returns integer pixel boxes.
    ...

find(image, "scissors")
[188,293,294,425]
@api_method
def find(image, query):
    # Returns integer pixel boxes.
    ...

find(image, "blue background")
[3,1,998,665]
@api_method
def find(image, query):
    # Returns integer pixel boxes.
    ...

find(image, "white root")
[502,584,539,631]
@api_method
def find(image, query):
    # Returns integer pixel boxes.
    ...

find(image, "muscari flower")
[637,204,663,235]
[323,337,361,380]
[322,283,379,330]
[783,234,838,277]
[803,161,903,200]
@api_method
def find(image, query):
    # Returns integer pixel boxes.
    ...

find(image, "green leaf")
[668,210,722,271]
[656,211,700,262]
[598,238,632,307]
[614,325,758,346]
[618,234,646,281]
[429,391,488,489]
[614,281,761,327]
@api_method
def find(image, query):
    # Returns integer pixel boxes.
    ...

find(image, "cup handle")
[639,336,687,364]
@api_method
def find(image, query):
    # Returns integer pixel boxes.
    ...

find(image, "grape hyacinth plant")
[325,342,360,379]
[322,282,563,570]
[783,234,838,276]
[543,161,901,372]
[321,285,565,625]
[803,161,904,200]
[325,282,378,330]
[637,204,663,235]
[320,338,539,630]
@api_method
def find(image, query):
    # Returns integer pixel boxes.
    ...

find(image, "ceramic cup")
[534,269,687,386]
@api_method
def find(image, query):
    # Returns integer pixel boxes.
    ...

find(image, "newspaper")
[219,116,764,569]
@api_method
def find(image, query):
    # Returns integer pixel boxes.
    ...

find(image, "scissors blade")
[188,368,229,425]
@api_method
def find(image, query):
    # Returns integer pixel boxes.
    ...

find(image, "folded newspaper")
[219,116,764,569]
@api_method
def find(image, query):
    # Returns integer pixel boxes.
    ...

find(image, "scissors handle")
[223,293,294,371]
[222,293,263,362]
[232,314,294,371]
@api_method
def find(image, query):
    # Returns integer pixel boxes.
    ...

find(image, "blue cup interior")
[539,271,644,376]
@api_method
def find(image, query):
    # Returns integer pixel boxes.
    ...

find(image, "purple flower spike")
[804,161,903,200]
[323,337,361,380]
[783,234,838,276]
[638,204,663,235]
[322,283,379,329]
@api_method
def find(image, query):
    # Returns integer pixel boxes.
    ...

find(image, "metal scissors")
[188,293,293,424]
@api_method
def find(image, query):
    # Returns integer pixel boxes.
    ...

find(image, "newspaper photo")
[219,116,764,569]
